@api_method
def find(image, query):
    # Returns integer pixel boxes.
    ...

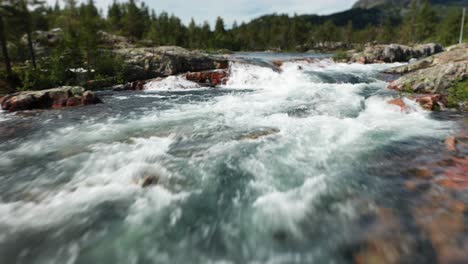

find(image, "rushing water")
[0,54,462,263]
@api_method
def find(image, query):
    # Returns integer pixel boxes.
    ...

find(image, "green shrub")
[333,51,349,61]
[447,80,468,109]
[14,66,55,91]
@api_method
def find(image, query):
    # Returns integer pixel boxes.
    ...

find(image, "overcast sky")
[46,0,356,26]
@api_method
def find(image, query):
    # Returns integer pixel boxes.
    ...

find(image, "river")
[0,53,465,263]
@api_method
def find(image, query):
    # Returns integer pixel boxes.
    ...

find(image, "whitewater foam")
[144,76,202,91]
[0,58,456,263]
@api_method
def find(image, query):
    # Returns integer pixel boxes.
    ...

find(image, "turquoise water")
[0,56,458,263]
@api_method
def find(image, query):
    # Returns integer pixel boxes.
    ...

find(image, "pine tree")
[400,0,419,44]
[415,0,437,42]
[437,7,466,45]
[201,21,211,49]
[188,18,198,49]
[0,1,15,79]
[108,0,123,33]
[121,0,145,40]
[377,18,395,44]
[80,0,101,78]
[345,20,354,44]
[214,17,227,49]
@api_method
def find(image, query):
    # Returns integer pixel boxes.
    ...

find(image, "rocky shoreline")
[1,43,466,114]
[331,42,467,112]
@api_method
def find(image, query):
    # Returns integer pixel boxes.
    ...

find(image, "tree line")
[0,0,466,91]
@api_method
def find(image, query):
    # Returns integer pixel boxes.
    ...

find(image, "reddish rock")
[353,208,413,264]
[445,136,457,152]
[2,94,37,111]
[409,167,432,178]
[52,99,67,109]
[387,81,401,91]
[413,191,468,262]
[215,60,229,69]
[131,80,146,91]
[387,98,407,111]
[1,87,101,112]
[185,70,228,87]
[82,91,101,105]
[66,97,82,107]
[272,60,283,68]
[415,94,442,110]
[358,56,367,64]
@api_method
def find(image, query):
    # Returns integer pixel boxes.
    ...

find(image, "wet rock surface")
[185,70,229,87]
[239,128,280,140]
[0,86,101,112]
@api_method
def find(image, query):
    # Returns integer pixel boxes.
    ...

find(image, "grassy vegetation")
[447,79,468,109]
[333,51,349,61]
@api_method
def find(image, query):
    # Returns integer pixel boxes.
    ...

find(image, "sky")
[46,0,357,27]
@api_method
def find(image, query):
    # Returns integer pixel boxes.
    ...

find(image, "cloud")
[46,0,356,26]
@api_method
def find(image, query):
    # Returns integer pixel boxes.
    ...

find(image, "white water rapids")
[0,57,456,263]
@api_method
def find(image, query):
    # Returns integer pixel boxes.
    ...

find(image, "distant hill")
[353,0,468,9]
[298,8,387,29]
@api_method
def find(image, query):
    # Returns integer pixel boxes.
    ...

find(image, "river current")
[0,53,463,263]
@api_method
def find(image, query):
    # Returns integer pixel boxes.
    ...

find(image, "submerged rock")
[0,86,101,112]
[141,175,159,188]
[240,128,280,140]
[387,98,408,111]
[353,208,415,264]
[445,136,457,152]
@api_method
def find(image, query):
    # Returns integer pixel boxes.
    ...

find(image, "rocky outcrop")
[115,46,229,81]
[309,41,353,51]
[386,45,467,94]
[97,31,135,49]
[21,28,63,47]
[345,43,443,64]
[0,86,101,112]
